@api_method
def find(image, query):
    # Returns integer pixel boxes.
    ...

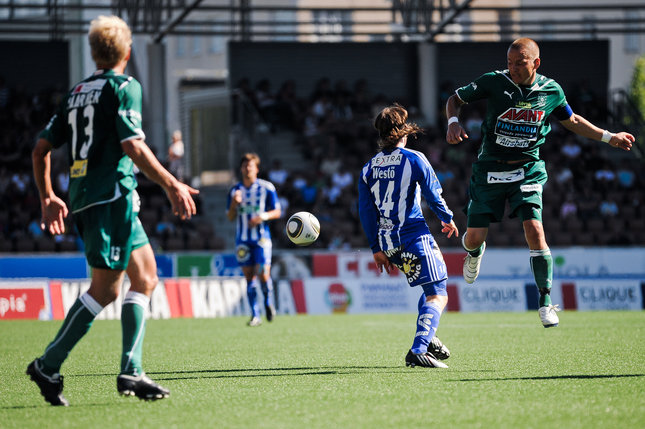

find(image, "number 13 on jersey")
[68,105,95,178]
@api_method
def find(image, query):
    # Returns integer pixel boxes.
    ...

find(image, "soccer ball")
[286,211,320,246]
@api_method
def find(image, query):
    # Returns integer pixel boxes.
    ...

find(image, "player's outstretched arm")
[122,138,199,220]
[445,94,469,144]
[32,138,69,235]
[560,114,634,151]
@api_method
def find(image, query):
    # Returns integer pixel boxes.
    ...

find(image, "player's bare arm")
[560,114,634,151]
[249,207,282,227]
[441,220,459,238]
[121,137,199,220]
[372,251,394,274]
[226,189,242,221]
[445,94,469,144]
[32,137,69,235]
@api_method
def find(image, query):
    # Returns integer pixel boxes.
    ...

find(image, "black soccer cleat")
[117,373,170,401]
[265,304,276,322]
[26,359,69,406]
[428,336,451,360]
[405,350,448,368]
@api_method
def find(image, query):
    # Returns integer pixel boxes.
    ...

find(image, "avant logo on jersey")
[495,107,546,148]
[400,252,422,284]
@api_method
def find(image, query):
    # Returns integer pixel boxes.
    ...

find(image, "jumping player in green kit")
[28,15,199,405]
[446,38,634,327]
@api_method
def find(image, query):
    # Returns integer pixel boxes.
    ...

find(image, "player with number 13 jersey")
[41,69,143,213]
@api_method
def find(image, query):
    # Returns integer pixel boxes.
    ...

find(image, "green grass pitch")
[1,311,644,428]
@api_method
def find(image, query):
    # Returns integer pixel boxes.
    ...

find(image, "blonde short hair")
[88,15,132,68]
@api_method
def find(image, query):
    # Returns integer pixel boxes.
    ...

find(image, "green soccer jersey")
[40,69,143,213]
[456,70,569,162]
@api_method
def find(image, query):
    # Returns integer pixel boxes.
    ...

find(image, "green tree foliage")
[631,55,645,121]
[628,55,645,156]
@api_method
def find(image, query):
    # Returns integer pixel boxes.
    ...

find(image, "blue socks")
[247,279,260,318]
[411,294,442,355]
[260,278,274,310]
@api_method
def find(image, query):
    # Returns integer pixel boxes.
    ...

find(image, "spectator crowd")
[1,75,643,253]
[236,76,644,250]
[0,77,221,253]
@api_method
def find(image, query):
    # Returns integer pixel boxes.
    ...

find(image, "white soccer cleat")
[247,316,262,327]
[539,304,561,328]
[405,350,449,368]
[463,242,486,284]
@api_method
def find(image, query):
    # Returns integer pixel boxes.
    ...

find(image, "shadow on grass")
[1,401,117,410]
[454,373,645,382]
[152,366,403,381]
[72,366,398,378]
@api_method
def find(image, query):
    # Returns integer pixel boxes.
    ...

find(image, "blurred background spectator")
[1,76,643,253]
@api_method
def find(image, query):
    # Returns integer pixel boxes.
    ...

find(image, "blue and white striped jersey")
[227,179,280,244]
[358,147,453,253]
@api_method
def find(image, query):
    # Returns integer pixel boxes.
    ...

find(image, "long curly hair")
[373,103,423,151]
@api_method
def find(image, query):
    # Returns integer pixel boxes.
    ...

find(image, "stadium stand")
[0,81,224,253]
[241,77,644,250]
[1,77,642,253]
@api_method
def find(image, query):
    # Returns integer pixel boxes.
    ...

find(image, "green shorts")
[75,190,149,270]
[464,160,547,228]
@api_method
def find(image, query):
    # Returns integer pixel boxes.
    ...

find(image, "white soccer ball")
[286,211,320,246]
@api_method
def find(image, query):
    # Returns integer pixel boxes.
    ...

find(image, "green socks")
[530,249,553,307]
[121,291,149,376]
[38,290,150,377]
[40,293,103,376]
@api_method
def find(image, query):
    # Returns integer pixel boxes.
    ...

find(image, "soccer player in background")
[227,153,282,327]
[28,15,199,406]
[445,38,634,327]
[359,104,459,368]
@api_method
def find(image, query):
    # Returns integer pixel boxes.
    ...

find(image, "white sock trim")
[462,232,481,253]
[530,248,551,257]
[123,291,150,308]
[79,292,104,316]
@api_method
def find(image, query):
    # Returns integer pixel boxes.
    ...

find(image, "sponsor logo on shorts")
[520,184,542,193]
[487,168,525,183]
[400,251,422,284]
[235,244,251,263]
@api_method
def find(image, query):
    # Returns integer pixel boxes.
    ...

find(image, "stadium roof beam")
[1,2,645,39]
[153,0,204,43]
[425,0,474,41]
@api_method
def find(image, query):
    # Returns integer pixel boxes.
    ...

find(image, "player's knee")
[523,224,546,247]
[100,288,120,306]
[136,272,159,294]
